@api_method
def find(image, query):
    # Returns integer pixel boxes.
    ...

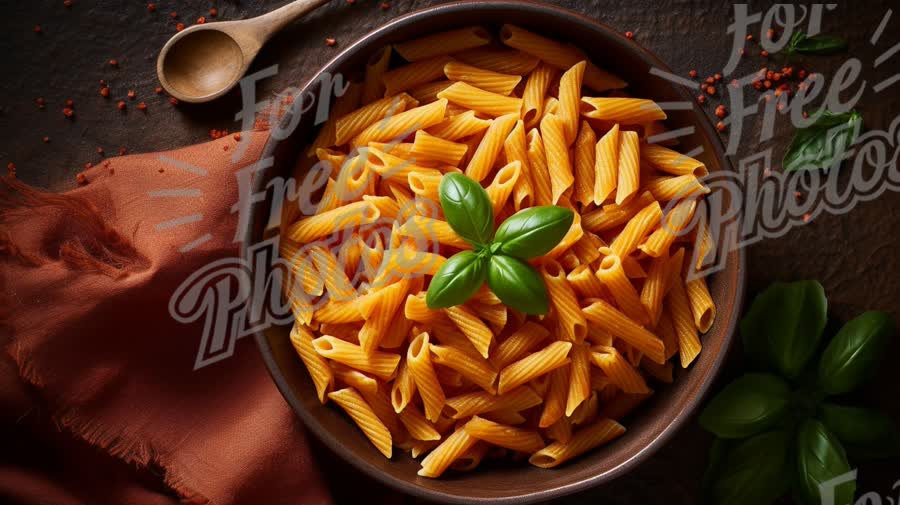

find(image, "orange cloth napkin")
[0,132,385,504]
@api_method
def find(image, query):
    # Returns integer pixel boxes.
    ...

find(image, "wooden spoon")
[157,0,330,103]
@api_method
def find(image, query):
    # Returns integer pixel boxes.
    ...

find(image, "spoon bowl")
[156,0,329,103]
[159,27,247,102]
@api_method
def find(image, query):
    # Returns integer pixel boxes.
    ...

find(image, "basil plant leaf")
[698,373,791,439]
[426,251,487,309]
[702,438,732,502]
[494,206,574,259]
[783,109,862,172]
[438,173,494,247]
[487,255,549,315]
[793,34,849,55]
[795,419,855,505]
[709,430,792,505]
[818,311,894,395]
[820,403,900,461]
[739,280,828,379]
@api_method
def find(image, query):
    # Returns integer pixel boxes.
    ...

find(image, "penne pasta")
[407,332,446,422]
[453,47,541,75]
[498,341,572,395]
[573,121,597,206]
[465,112,519,182]
[614,130,640,205]
[464,416,545,454]
[499,24,627,92]
[394,26,491,62]
[526,128,555,206]
[382,55,454,96]
[528,418,626,468]
[313,336,400,380]
[521,63,558,128]
[362,46,393,104]
[641,143,708,177]
[328,388,393,458]
[444,61,522,95]
[437,81,523,118]
[557,61,586,144]
[582,300,666,364]
[426,110,492,141]
[580,97,667,124]
[540,114,574,204]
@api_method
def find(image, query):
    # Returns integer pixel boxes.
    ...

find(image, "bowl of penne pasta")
[248,1,745,502]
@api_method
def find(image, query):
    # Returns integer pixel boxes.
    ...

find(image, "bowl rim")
[246,1,747,503]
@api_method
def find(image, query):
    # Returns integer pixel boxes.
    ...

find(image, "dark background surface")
[2,1,898,503]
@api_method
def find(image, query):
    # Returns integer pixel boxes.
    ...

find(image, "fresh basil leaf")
[438,173,494,247]
[487,255,548,315]
[783,109,862,172]
[786,30,806,54]
[820,403,900,461]
[795,419,855,505]
[426,251,487,309]
[818,311,894,395]
[740,281,828,379]
[794,34,849,55]
[709,430,792,505]
[702,438,732,502]
[699,373,791,439]
[494,206,574,259]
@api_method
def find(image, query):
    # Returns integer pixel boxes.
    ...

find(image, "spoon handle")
[248,0,332,42]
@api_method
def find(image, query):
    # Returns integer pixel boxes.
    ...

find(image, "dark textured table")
[2,1,898,504]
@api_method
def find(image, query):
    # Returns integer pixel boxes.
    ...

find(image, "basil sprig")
[701,281,898,505]
[425,173,573,314]
[786,31,849,56]
[783,109,863,172]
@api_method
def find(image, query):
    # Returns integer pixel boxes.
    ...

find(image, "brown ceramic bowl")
[247,1,745,503]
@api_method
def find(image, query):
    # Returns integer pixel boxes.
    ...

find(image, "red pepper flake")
[776,102,786,112]
[688,69,697,78]
[34,25,42,33]
[625,31,634,39]
[154,86,163,94]
[760,50,769,58]
[100,87,110,98]
[169,97,179,105]
[76,172,87,184]
[802,213,811,223]
[96,147,104,155]
[696,94,707,104]
[109,58,119,67]
[766,70,774,80]
[772,72,782,82]
[176,23,185,32]
[137,101,147,111]
[210,129,220,139]
[740,48,747,56]
[798,69,807,79]
[752,80,763,90]
[147,3,155,12]
[705,77,715,85]
[706,86,716,95]
[127,89,136,100]
[714,73,722,81]
[380,2,390,9]
[7,162,15,172]
[197,16,206,24]
[223,144,230,151]
[763,167,772,178]
[746,34,753,41]
[85,162,93,169]
[158,167,165,173]
[763,79,772,89]
[766,28,775,40]
[63,0,73,7]
[347,0,356,3]
[65,99,74,107]
[715,105,727,118]
[43,136,50,143]
[715,121,726,132]
[802,111,809,119]
[36,97,45,106]
[209,8,218,17]
[730,79,739,88]
[170,11,178,18]
[794,191,802,199]
[119,147,127,155]
[325,37,336,47]
[63,107,75,118]
[233,132,242,141]
[117,100,126,110]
